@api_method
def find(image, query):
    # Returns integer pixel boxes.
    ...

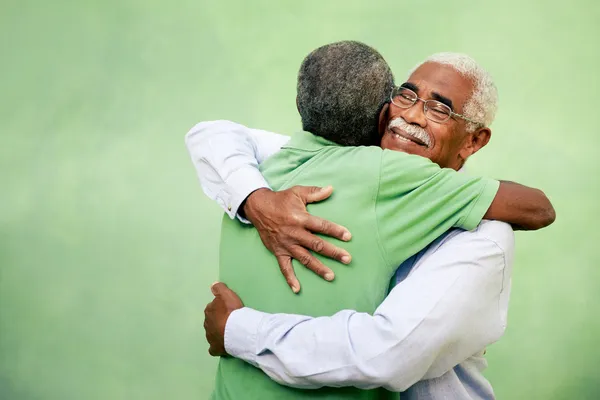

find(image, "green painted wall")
[1,1,598,398]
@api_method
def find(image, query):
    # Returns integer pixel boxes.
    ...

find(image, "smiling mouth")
[390,127,428,147]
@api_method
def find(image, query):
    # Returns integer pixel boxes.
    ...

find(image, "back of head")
[297,41,394,146]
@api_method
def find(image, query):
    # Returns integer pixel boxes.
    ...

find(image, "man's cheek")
[380,133,394,150]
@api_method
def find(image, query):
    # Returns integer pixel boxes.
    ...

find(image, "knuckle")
[311,239,324,252]
[287,214,301,225]
[296,212,308,226]
[283,226,296,238]
[279,264,291,274]
[329,247,340,258]
[298,254,312,266]
[285,228,303,244]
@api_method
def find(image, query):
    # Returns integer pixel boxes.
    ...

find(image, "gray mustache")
[388,118,431,147]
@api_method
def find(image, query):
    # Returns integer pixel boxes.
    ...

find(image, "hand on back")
[242,186,352,293]
[204,282,243,356]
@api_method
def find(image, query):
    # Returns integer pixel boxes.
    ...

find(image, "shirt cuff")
[224,307,268,366]
[219,166,270,223]
[462,178,500,231]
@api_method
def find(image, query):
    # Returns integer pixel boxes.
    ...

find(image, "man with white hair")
[189,49,553,398]
[381,53,499,171]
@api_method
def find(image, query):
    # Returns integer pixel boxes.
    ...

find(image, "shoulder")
[380,148,439,169]
[438,221,514,251]
[421,221,514,269]
[377,150,442,195]
[333,144,383,158]
[470,220,515,256]
[318,145,384,177]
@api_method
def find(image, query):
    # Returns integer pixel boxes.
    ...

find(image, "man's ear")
[459,127,491,160]
[378,102,390,137]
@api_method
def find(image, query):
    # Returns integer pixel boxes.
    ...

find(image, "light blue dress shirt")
[187,120,515,399]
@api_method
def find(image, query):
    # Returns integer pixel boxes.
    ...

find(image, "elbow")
[184,129,194,144]
[535,191,556,229]
[528,191,556,230]
[377,371,417,392]
[184,124,202,146]
[184,121,218,146]
[367,359,421,392]
[543,203,557,228]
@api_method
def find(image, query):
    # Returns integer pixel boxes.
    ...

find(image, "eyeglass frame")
[389,86,483,127]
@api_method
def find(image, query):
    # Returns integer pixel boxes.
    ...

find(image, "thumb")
[302,185,333,204]
[211,282,229,296]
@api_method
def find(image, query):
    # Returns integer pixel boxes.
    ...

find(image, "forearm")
[228,305,474,392]
[226,308,419,391]
[226,273,501,390]
[484,180,556,230]
[224,233,510,391]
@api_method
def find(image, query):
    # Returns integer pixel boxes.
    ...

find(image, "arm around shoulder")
[484,181,556,230]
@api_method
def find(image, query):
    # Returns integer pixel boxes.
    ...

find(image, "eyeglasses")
[390,86,482,126]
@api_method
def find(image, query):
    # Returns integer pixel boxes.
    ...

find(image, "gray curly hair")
[297,41,394,146]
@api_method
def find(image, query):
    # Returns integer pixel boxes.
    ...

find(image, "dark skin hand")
[234,108,386,294]
[242,186,353,293]
[204,282,244,357]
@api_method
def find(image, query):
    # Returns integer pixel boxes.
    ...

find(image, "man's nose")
[400,101,427,128]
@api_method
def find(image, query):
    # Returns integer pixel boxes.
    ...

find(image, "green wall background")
[1,1,598,399]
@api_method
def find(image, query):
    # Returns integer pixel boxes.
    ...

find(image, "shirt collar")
[283,131,340,151]
[284,133,472,175]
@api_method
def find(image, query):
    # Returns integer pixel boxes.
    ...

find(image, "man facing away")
[187,42,555,399]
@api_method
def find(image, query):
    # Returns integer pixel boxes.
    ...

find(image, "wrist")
[224,307,267,366]
[241,188,272,222]
[221,166,270,221]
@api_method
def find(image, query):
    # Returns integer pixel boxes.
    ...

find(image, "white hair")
[409,52,498,132]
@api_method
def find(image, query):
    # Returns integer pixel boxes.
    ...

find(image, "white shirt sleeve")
[224,222,515,392]
[184,120,290,222]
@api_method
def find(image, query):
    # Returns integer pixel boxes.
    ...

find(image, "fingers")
[304,215,352,242]
[210,282,244,307]
[290,246,335,282]
[204,306,216,356]
[276,255,300,294]
[298,185,333,204]
[296,230,351,264]
[210,282,229,296]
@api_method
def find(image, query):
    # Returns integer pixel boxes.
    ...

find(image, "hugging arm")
[185,120,352,291]
[484,180,555,230]
[219,227,512,391]
[185,120,288,220]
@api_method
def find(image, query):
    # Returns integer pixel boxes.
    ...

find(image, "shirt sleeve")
[376,150,499,265]
[224,224,514,392]
[184,120,290,222]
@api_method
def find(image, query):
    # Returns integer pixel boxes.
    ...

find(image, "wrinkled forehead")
[404,62,474,111]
